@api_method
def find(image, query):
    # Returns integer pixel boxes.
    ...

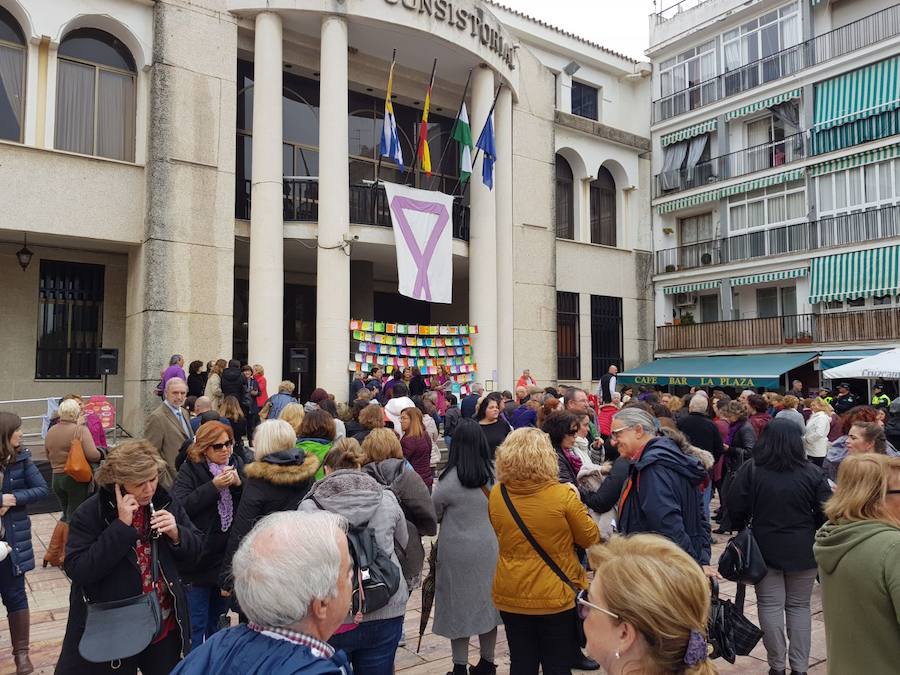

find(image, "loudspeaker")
[98,348,119,375]
[289,348,309,374]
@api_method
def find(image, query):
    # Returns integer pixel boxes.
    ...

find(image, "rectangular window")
[590,295,623,380]
[571,81,598,121]
[728,179,805,230]
[36,260,105,379]
[756,287,779,318]
[680,213,714,244]
[557,292,580,380]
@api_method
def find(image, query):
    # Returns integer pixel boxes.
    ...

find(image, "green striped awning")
[660,119,717,147]
[657,168,805,214]
[662,280,721,295]
[730,268,808,287]
[809,140,900,176]
[814,56,900,130]
[725,88,802,121]
[808,244,900,304]
[810,108,900,155]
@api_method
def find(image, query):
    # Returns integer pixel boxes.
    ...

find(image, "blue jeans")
[186,584,231,647]
[0,557,28,613]
[702,480,713,521]
[328,616,403,675]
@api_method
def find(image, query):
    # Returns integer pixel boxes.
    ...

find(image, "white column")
[495,86,514,390]
[315,15,350,396]
[469,65,498,388]
[248,12,283,381]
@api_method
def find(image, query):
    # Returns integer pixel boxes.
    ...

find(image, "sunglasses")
[576,589,619,621]
[565,428,579,436]
[888,489,900,495]
[609,425,634,439]
[209,441,234,451]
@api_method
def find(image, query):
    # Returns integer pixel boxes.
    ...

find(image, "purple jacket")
[161,364,187,389]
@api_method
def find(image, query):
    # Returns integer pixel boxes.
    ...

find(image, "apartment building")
[626,0,900,393]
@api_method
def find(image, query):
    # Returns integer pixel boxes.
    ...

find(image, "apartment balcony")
[655,203,900,275]
[655,131,806,197]
[235,178,471,241]
[657,306,900,352]
[652,3,900,124]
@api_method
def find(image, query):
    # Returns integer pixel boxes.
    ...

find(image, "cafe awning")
[819,349,888,370]
[618,352,817,389]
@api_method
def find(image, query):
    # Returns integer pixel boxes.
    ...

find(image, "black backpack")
[345,524,401,620]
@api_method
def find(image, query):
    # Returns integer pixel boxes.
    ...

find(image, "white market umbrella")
[823,347,900,381]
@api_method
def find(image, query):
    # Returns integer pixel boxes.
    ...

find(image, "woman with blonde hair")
[56,439,200,674]
[219,395,248,460]
[354,403,385,444]
[204,359,227,410]
[220,419,319,597]
[278,401,305,438]
[814,454,900,675]
[42,398,103,568]
[251,364,267,410]
[489,427,600,674]
[803,398,832,469]
[173,421,244,647]
[400,406,433,488]
[582,534,716,675]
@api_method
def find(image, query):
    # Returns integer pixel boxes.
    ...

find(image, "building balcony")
[652,3,900,124]
[655,203,900,275]
[235,178,471,242]
[656,306,900,352]
[655,131,806,197]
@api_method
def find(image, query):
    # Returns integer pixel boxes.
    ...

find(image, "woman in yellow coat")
[489,427,600,675]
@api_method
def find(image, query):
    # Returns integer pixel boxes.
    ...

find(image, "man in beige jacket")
[144,377,193,480]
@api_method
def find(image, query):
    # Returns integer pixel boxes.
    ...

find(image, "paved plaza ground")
[0,512,829,674]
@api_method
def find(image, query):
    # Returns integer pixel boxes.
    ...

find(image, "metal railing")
[653,3,900,123]
[655,131,807,197]
[656,203,900,274]
[657,306,900,351]
[655,0,711,22]
[236,178,470,241]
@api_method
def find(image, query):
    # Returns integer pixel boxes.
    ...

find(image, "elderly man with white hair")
[173,511,353,674]
[676,394,723,519]
[144,376,193,480]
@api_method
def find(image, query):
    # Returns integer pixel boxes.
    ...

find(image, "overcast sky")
[499,0,656,61]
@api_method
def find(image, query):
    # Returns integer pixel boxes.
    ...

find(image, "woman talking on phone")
[55,439,200,675]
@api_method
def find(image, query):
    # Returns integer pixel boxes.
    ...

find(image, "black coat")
[56,485,201,672]
[556,446,580,485]
[0,449,49,575]
[409,375,427,397]
[220,367,245,401]
[219,450,320,590]
[186,373,206,399]
[678,413,724,461]
[726,460,831,571]
[727,420,756,469]
[173,454,245,586]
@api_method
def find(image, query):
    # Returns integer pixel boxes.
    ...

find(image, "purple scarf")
[725,419,744,448]
[207,461,234,532]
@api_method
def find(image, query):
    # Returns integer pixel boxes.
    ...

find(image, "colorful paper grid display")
[347,319,477,381]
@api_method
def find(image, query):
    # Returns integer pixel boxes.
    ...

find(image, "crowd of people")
[1,357,899,675]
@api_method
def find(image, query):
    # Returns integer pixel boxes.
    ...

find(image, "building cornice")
[555,111,651,154]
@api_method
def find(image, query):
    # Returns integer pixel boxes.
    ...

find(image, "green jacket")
[814,520,900,675]
[295,438,332,480]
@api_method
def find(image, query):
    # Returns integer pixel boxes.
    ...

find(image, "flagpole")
[405,58,437,186]
[452,82,503,198]
[428,68,472,192]
[374,49,397,188]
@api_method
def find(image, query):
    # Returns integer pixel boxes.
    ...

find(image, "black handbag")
[501,484,586,648]
[707,579,763,662]
[718,463,768,585]
[78,538,163,663]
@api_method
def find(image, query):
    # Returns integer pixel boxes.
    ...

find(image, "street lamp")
[16,233,33,271]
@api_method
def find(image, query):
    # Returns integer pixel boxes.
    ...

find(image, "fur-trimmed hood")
[244,450,320,486]
[685,444,715,470]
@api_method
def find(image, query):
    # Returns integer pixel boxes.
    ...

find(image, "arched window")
[55,28,136,161]
[555,154,574,239]
[590,167,616,246]
[0,6,26,142]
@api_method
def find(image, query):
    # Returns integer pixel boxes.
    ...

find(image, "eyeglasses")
[577,590,619,621]
[887,489,900,495]
[566,428,579,436]
[609,425,634,439]
[209,441,234,451]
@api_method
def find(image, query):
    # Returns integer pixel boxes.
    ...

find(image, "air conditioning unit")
[675,292,697,307]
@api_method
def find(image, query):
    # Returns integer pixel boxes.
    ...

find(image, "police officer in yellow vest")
[872,382,891,409]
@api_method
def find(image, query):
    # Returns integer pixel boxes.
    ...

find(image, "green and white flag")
[451,102,473,183]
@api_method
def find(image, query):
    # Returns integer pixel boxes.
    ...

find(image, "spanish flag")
[418,60,437,175]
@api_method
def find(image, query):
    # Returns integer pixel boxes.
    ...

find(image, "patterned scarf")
[207,461,234,531]
[131,507,173,622]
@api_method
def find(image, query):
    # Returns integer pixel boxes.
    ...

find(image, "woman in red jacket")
[400,406,434,489]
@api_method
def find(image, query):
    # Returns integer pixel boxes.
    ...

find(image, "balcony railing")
[655,0,711,22]
[656,203,900,274]
[235,178,470,241]
[655,131,806,197]
[657,306,900,351]
[653,3,900,123]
